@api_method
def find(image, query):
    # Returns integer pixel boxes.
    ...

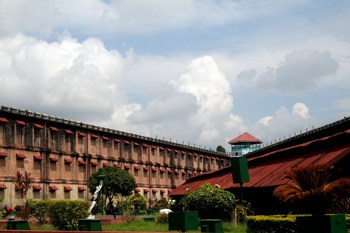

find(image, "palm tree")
[273,163,350,215]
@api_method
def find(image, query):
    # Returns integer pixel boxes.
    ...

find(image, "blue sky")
[0,0,349,150]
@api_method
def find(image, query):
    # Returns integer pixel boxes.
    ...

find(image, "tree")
[216,145,226,153]
[179,183,236,220]
[273,163,350,215]
[88,166,137,215]
[13,171,32,219]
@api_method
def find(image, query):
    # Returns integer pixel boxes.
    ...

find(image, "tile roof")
[228,132,262,144]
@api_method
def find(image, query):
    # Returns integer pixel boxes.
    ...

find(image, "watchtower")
[228,132,262,157]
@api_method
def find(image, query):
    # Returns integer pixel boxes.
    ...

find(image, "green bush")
[247,215,350,233]
[27,199,50,223]
[179,183,236,220]
[155,213,168,224]
[47,200,90,230]
[247,215,297,233]
[127,193,147,210]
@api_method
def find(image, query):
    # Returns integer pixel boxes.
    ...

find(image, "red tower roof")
[228,132,262,144]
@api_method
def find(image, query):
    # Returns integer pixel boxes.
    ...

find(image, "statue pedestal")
[78,218,102,231]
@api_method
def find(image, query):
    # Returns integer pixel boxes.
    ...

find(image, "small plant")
[150,198,169,209]
[127,193,147,210]
[155,213,168,224]
[235,200,253,223]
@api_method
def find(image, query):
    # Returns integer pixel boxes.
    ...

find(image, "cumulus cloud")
[172,56,244,144]
[254,103,319,144]
[0,33,130,121]
[0,33,247,148]
[292,103,310,118]
[257,50,339,91]
[121,55,245,148]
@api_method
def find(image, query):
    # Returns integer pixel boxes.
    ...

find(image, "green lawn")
[25,218,246,232]
[103,218,247,232]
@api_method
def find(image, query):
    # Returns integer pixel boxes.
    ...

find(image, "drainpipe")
[43,123,48,199]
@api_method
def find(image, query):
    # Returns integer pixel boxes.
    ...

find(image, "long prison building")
[0,106,228,207]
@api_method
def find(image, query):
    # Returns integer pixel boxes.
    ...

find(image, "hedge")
[247,215,350,233]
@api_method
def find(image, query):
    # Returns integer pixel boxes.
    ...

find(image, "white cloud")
[172,56,244,144]
[0,33,346,151]
[255,103,319,144]
[292,103,310,119]
[117,55,245,148]
[0,33,129,121]
[258,116,273,126]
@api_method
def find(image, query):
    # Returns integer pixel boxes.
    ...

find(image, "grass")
[103,217,247,232]
[103,218,168,232]
[1,217,247,232]
[30,223,57,230]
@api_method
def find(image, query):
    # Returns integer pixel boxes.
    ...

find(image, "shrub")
[47,200,90,230]
[127,193,147,210]
[235,201,253,223]
[155,213,168,224]
[179,183,236,220]
[247,215,297,233]
[247,215,350,233]
[27,199,50,224]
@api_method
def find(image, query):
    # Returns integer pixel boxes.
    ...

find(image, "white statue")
[87,179,104,219]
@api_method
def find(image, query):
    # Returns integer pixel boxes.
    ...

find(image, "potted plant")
[273,163,350,233]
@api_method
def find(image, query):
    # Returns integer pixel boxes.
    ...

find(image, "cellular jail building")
[0,106,228,207]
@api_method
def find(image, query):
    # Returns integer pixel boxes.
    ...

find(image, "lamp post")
[97,174,106,215]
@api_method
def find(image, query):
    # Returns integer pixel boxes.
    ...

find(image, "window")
[64,186,72,199]
[49,185,57,199]
[33,124,43,148]
[50,127,60,151]
[0,118,9,145]
[15,121,26,146]
[32,185,42,199]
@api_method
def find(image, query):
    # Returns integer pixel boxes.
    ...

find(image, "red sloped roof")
[171,129,350,196]
[228,132,262,144]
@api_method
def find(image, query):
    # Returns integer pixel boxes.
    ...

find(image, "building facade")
[0,106,228,207]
